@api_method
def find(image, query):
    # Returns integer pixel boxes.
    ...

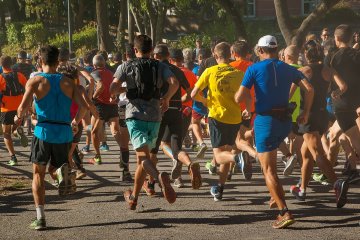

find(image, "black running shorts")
[0,111,16,125]
[335,110,358,132]
[208,117,240,148]
[95,102,118,122]
[30,136,71,169]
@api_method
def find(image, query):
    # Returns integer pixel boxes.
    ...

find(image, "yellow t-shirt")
[195,63,243,124]
[289,64,302,122]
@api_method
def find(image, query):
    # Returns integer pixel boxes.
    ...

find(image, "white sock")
[36,205,45,220]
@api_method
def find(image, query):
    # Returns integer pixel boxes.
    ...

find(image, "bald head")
[284,45,299,64]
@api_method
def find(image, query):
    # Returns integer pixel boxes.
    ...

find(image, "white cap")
[108,53,113,59]
[258,35,278,48]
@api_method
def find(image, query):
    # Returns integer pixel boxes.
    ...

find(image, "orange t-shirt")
[180,67,197,108]
[230,59,255,112]
[0,68,27,112]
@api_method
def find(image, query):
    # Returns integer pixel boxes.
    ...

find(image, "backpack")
[125,58,161,101]
[1,71,25,97]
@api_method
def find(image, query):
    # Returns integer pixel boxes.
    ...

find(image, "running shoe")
[142,180,155,196]
[195,143,208,159]
[122,170,133,182]
[7,155,18,166]
[189,162,202,189]
[15,127,28,147]
[76,168,87,180]
[171,159,183,180]
[290,185,306,201]
[205,161,217,175]
[29,218,46,230]
[235,151,252,180]
[283,155,297,176]
[192,144,200,152]
[334,179,349,208]
[123,189,137,210]
[158,172,176,204]
[346,170,360,184]
[56,163,69,196]
[312,173,329,185]
[210,185,223,201]
[272,211,295,229]
[173,178,184,188]
[81,145,90,154]
[88,155,102,165]
[99,143,110,152]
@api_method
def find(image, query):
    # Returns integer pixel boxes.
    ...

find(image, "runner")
[0,56,28,166]
[330,24,360,167]
[289,40,349,207]
[235,35,314,229]
[110,35,179,210]
[157,47,202,189]
[15,45,87,230]
[88,54,123,166]
[192,42,252,201]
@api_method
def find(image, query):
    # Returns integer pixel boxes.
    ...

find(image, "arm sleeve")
[91,70,101,82]
[195,68,209,90]
[241,67,255,89]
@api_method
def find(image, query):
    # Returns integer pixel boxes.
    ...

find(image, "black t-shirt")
[161,60,190,108]
[197,57,217,77]
[330,47,360,111]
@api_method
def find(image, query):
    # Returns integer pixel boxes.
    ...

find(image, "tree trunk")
[145,0,157,45]
[131,6,145,34]
[117,0,127,51]
[73,0,86,30]
[128,10,135,44]
[96,0,115,52]
[274,0,341,48]
[155,3,167,44]
[219,0,247,39]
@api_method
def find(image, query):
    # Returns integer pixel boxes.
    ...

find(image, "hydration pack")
[1,71,25,97]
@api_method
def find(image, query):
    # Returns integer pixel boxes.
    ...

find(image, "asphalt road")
[0,132,359,240]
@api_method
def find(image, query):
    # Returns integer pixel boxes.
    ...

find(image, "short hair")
[39,45,59,67]
[305,33,317,42]
[0,56,12,69]
[182,48,193,62]
[58,48,70,61]
[214,42,231,59]
[113,52,122,62]
[153,44,169,57]
[260,46,278,55]
[84,50,96,64]
[322,28,329,33]
[284,45,299,59]
[232,41,250,58]
[97,50,108,61]
[18,50,27,59]
[134,35,153,54]
[335,24,353,43]
[93,54,105,67]
[57,64,78,80]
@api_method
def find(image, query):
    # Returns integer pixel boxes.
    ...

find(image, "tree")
[274,0,341,48]
[215,0,247,39]
[96,0,114,52]
[116,0,127,51]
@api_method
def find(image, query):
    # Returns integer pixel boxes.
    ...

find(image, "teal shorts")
[126,119,161,150]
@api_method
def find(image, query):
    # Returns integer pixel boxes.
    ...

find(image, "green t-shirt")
[289,64,302,122]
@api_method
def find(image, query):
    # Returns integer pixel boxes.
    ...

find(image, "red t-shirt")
[180,67,197,108]
[91,68,115,105]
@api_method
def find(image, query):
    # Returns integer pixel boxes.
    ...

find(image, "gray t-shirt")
[114,59,174,122]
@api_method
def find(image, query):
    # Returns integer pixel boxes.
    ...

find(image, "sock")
[36,205,45,220]
[279,207,288,216]
[121,150,129,171]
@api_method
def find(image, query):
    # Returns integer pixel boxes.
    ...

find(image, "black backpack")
[1,71,25,97]
[126,58,161,101]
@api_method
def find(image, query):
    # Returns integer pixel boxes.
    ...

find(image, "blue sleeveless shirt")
[34,73,73,144]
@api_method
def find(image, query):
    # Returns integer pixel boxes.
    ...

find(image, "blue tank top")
[34,73,73,144]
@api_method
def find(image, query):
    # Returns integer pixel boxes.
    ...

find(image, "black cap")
[153,44,169,56]
[169,48,183,60]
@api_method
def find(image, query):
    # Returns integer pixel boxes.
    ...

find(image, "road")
[0,132,359,240]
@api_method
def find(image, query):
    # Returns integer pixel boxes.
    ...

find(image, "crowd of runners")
[1,24,360,230]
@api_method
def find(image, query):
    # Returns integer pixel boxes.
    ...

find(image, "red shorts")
[192,110,206,121]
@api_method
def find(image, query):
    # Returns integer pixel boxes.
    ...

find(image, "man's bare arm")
[297,79,314,124]
[15,77,39,123]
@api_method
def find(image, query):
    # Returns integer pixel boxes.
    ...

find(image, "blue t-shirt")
[191,65,207,115]
[0,66,3,74]
[242,59,303,113]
